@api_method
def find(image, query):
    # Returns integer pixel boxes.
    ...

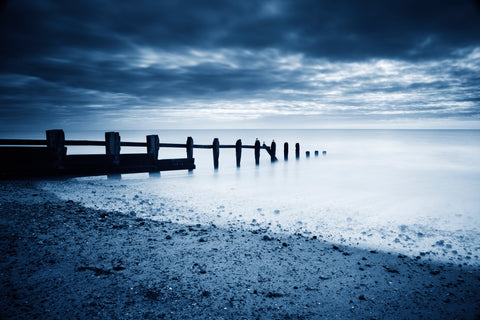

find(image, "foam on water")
[41,129,480,265]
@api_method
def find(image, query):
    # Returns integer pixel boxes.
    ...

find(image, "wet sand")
[1,180,479,319]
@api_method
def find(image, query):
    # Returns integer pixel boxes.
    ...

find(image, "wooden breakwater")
[0,129,325,179]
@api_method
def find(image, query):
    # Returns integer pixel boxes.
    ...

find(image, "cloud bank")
[1,0,479,130]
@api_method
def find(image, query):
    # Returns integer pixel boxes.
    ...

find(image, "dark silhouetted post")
[235,139,242,168]
[254,139,260,165]
[147,135,160,177]
[315,150,319,157]
[295,143,300,159]
[105,132,121,179]
[270,140,277,162]
[284,142,288,160]
[186,137,194,172]
[306,151,310,158]
[46,129,66,170]
[105,132,120,165]
[212,138,220,170]
[147,135,160,159]
[322,150,327,156]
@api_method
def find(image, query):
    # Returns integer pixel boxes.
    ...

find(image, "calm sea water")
[34,129,480,264]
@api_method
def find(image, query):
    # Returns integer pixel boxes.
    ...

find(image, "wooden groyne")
[0,130,325,179]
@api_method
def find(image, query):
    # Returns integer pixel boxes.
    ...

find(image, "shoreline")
[1,180,479,319]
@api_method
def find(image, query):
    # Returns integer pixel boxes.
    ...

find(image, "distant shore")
[1,180,479,319]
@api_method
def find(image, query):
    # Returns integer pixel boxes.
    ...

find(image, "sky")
[1,0,480,131]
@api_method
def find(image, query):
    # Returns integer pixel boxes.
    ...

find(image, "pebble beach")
[1,180,479,319]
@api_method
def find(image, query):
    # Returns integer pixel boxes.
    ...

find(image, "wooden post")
[186,137,194,172]
[235,139,242,168]
[254,139,260,166]
[306,151,310,158]
[212,138,220,170]
[147,135,160,177]
[105,132,121,179]
[146,135,160,159]
[46,129,66,170]
[315,150,319,157]
[105,132,121,164]
[270,140,277,162]
[295,143,300,159]
[284,142,288,160]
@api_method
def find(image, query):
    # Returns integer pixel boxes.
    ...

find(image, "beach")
[1,180,479,319]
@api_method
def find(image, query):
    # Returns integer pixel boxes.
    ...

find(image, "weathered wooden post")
[105,132,121,164]
[254,139,260,166]
[284,142,289,160]
[105,132,121,179]
[186,137,194,172]
[306,151,310,158]
[235,139,242,168]
[270,140,277,162]
[295,143,300,159]
[147,135,160,177]
[46,129,66,170]
[212,138,220,170]
[315,150,319,157]
[147,135,160,159]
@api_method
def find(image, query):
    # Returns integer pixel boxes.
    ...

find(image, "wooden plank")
[155,158,195,171]
[160,143,186,148]
[62,155,195,176]
[0,147,54,178]
[121,141,146,147]
[65,140,105,146]
[193,144,212,149]
[0,139,46,146]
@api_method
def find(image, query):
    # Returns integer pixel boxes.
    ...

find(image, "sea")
[10,129,479,265]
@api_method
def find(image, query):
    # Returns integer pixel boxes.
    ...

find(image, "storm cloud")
[1,0,479,130]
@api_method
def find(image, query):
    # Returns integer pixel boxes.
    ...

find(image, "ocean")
[32,129,480,265]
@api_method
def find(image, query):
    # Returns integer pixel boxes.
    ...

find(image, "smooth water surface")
[40,129,480,264]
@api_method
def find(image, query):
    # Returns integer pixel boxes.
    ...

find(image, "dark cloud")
[0,0,479,130]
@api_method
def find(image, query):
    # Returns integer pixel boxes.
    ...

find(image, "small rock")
[166,235,172,240]
[359,295,366,301]
[262,235,274,241]
[266,292,283,298]
[435,240,445,246]
[430,270,441,275]
[282,242,289,247]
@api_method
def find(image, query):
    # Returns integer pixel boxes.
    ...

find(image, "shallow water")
[39,129,480,265]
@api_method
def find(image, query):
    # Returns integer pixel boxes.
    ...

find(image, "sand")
[0,180,479,319]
